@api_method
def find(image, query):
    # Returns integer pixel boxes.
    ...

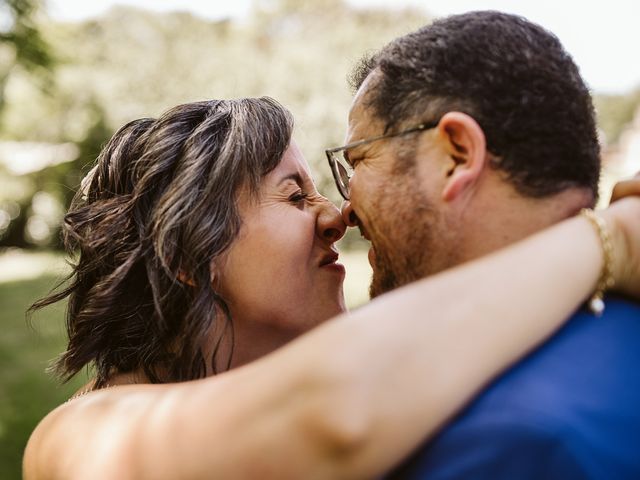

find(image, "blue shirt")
[389,297,640,479]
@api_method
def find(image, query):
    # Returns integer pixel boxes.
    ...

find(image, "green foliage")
[2,0,640,250]
[0,0,55,109]
[0,100,112,249]
[1,0,431,249]
[35,1,428,183]
[0,1,53,68]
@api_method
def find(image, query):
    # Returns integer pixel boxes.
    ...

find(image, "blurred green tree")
[0,0,59,248]
[0,0,54,112]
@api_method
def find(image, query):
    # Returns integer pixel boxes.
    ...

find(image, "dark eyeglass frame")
[325,120,439,201]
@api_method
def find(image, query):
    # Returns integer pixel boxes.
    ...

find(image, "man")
[327,11,640,479]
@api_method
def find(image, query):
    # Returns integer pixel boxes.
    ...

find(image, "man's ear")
[437,112,488,202]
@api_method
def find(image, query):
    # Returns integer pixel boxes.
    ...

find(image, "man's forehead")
[346,78,382,141]
[347,97,367,130]
[346,99,382,144]
[348,73,376,121]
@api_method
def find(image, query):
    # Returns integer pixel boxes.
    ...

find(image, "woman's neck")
[210,318,300,373]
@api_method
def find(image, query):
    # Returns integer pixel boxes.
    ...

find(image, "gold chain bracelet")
[580,208,615,316]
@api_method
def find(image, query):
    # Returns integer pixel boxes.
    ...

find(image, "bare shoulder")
[24,398,110,480]
[23,385,170,480]
[23,401,67,480]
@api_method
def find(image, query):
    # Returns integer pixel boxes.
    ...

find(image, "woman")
[24,97,640,479]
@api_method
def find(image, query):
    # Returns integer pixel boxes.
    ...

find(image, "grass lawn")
[0,275,87,479]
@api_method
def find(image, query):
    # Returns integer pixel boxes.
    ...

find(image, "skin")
[71,141,349,384]
[23,194,640,480]
[213,141,348,369]
[341,74,596,294]
[339,77,447,296]
[22,109,640,478]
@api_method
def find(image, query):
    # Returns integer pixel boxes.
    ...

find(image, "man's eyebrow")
[277,172,304,187]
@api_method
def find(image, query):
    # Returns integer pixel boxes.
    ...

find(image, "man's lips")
[359,226,371,241]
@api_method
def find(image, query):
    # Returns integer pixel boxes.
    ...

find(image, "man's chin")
[369,251,426,299]
[369,269,399,299]
[369,248,399,298]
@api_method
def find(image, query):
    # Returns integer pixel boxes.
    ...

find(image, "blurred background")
[1,0,639,477]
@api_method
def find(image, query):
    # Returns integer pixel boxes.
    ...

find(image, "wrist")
[597,208,629,293]
[600,198,640,301]
[581,208,616,315]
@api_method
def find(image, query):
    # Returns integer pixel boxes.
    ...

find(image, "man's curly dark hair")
[350,11,600,199]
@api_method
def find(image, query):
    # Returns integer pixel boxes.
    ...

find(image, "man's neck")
[453,186,594,267]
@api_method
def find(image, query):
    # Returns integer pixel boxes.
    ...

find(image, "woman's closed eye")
[289,191,309,205]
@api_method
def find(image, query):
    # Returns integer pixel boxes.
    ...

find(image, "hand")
[610,171,640,203]
[602,172,640,300]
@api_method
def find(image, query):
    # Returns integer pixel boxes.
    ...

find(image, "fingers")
[610,171,640,203]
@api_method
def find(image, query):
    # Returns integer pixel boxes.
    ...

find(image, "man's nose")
[341,200,359,227]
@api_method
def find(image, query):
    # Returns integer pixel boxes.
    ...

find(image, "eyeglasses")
[325,120,439,201]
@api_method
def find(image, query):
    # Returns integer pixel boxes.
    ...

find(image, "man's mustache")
[358,225,372,241]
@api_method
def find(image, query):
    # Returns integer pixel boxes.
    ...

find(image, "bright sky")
[47,0,640,94]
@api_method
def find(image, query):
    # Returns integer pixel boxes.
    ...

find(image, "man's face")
[342,85,457,298]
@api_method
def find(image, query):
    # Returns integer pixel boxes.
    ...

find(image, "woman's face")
[215,141,347,342]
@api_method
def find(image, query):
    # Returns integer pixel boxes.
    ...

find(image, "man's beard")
[369,248,405,298]
[369,234,435,298]
[367,196,455,299]
[363,150,458,299]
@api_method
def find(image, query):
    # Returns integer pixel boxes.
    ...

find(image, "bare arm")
[24,198,640,480]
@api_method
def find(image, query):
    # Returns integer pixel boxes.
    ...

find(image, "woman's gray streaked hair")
[29,97,294,386]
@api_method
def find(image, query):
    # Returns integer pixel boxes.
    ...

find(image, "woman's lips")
[319,252,346,276]
[321,262,346,275]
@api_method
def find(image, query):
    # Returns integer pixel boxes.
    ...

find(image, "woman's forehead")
[270,141,313,184]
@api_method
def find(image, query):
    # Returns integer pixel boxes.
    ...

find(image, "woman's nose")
[318,199,347,243]
[340,200,359,227]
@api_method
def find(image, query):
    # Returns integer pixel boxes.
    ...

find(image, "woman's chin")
[307,297,347,329]
[326,295,348,321]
